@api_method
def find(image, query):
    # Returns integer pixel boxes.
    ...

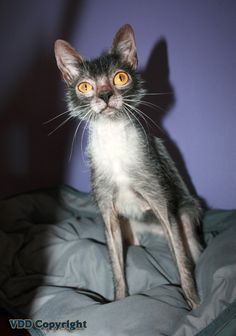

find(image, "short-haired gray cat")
[54,24,203,309]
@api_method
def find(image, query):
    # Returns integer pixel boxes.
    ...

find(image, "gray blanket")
[0,186,236,335]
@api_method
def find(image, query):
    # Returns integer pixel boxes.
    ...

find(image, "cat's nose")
[98,91,113,104]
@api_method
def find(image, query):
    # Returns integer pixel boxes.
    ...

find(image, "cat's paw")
[186,294,201,310]
[114,280,127,300]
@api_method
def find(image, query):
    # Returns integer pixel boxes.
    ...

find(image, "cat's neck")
[88,115,144,184]
[89,117,133,136]
[88,116,143,156]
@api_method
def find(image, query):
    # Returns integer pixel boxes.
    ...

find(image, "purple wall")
[1,0,235,209]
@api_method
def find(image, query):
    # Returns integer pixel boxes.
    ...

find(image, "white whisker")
[123,104,149,151]
[124,98,165,113]
[126,92,173,97]
[47,115,74,136]
[139,100,165,113]
[69,109,93,161]
[144,92,173,96]
[123,102,149,130]
[43,110,70,125]
[123,100,165,135]
[80,111,93,165]
[122,105,137,130]
[69,119,84,161]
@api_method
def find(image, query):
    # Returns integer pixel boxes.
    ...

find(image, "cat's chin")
[100,106,117,116]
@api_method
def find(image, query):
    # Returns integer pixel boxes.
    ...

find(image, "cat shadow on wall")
[141,38,200,198]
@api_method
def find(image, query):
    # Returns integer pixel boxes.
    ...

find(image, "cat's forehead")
[81,54,128,78]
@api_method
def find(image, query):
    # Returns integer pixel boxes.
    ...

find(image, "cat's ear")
[54,40,83,86]
[111,24,138,69]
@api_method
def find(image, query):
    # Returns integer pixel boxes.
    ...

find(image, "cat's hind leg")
[167,215,200,308]
[142,196,200,308]
[179,204,204,265]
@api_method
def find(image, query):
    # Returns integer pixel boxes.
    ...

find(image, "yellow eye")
[113,71,129,86]
[77,82,93,93]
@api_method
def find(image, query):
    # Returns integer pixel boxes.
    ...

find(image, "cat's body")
[89,117,202,304]
[89,118,150,220]
[55,24,203,308]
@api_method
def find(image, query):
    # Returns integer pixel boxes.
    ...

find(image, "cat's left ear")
[111,24,138,69]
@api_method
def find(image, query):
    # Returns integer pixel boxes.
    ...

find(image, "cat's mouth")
[100,106,118,115]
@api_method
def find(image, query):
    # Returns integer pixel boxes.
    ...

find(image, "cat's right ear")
[54,40,83,86]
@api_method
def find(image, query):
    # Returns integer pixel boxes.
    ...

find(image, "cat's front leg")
[101,206,127,300]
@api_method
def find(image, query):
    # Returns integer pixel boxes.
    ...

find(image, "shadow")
[141,38,203,201]
[0,0,84,200]
[141,38,175,129]
[0,0,85,327]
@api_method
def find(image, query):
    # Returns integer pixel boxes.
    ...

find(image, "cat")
[54,24,203,308]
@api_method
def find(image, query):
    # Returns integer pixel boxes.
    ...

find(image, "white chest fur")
[88,119,149,220]
[89,119,141,184]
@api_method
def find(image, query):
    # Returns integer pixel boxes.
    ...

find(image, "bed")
[0,185,236,335]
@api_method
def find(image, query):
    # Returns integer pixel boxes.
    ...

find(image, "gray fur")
[54,24,203,308]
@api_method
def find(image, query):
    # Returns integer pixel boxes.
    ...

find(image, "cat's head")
[54,24,145,121]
